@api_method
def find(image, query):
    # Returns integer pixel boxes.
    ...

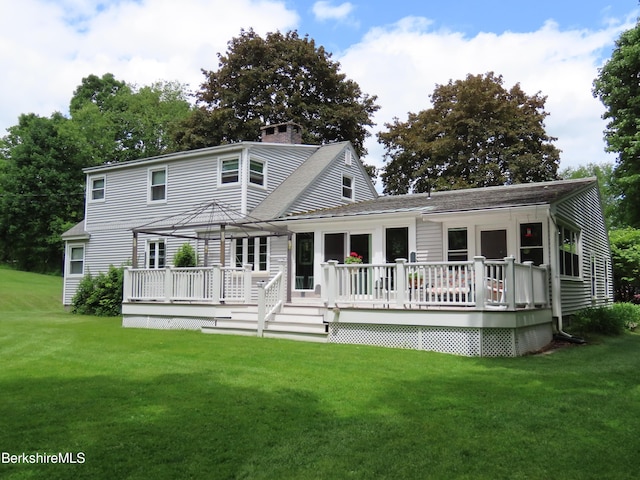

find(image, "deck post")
[395,259,407,307]
[541,264,550,307]
[504,256,516,310]
[257,281,266,337]
[326,261,338,308]
[524,261,534,309]
[278,262,287,305]
[122,266,132,303]
[243,264,253,304]
[211,264,221,303]
[164,267,173,303]
[474,256,486,310]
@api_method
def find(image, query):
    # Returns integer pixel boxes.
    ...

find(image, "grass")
[1,266,640,479]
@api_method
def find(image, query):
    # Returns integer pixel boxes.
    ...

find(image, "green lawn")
[1,267,639,479]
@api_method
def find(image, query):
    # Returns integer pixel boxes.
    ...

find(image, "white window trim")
[219,156,241,187]
[342,174,354,201]
[248,157,267,189]
[146,239,166,269]
[89,175,106,203]
[66,243,85,277]
[234,237,269,272]
[558,224,582,280]
[148,166,167,204]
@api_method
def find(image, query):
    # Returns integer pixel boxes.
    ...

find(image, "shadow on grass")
[2,335,640,480]
[0,372,454,480]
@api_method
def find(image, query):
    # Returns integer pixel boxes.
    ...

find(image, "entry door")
[480,229,507,260]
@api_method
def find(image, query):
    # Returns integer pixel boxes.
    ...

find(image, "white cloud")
[0,0,298,132]
[312,1,354,22]
[338,16,635,176]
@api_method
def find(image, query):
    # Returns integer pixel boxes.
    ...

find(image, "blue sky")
[0,1,637,178]
[296,1,632,53]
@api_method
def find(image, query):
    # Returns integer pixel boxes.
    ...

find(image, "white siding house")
[62,124,612,356]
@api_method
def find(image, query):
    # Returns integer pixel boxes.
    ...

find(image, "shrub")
[71,265,124,317]
[569,303,640,336]
[173,243,197,267]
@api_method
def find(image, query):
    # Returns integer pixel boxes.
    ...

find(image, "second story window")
[221,158,239,184]
[91,176,105,201]
[249,159,265,186]
[342,175,354,200]
[149,167,166,202]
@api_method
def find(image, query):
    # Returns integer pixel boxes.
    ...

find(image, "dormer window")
[249,159,265,186]
[220,157,240,185]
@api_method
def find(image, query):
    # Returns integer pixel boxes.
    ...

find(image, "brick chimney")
[260,121,303,144]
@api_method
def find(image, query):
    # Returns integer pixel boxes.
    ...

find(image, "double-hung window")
[149,167,167,202]
[520,223,544,265]
[221,158,240,184]
[235,237,268,271]
[91,176,105,201]
[249,159,265,186]
[558,225,580,277]
[68,245,85,275]
[342,175,354,200]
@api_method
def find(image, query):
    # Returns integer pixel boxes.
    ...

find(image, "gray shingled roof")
[250,142,351,220]
[281,177,597,220]
[61,220,89,239]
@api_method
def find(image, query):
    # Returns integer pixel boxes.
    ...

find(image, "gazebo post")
[220,224,226,267]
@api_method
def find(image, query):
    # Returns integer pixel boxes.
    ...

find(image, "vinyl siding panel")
[288,150,376,214]
[417,220,444,261]
[554,184,612,315]
[85,152,242,231]
[245,145,315,213]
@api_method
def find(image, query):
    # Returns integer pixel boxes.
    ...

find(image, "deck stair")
[201,305,328,342]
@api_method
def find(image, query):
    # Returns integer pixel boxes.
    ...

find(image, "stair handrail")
[257,268,285,337]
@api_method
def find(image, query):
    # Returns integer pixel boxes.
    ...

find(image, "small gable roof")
[61,220,89,240]
[281,177,598,220]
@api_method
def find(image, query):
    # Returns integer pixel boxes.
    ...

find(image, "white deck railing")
[123,257,550,312]
[257,268,285,335]
[322,256,549,310]
[123,265,252,304]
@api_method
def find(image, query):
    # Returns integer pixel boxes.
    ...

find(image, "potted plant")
[345,252,363,264]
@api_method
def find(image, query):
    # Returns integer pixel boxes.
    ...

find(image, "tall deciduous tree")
[70,74,192,165]
[174,30,379,159]
[0,113,87,272]
[593,21,640,228]
[0,74,193,272]
[378,72,560,194]
[560,162,619,229]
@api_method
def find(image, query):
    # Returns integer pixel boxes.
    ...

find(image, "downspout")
[549,211,585,343]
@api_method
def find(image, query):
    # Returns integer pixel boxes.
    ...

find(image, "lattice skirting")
[327,323,553,357]
[123,315,216,331]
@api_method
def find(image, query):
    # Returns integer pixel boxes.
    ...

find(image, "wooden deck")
[121,257,554,356]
